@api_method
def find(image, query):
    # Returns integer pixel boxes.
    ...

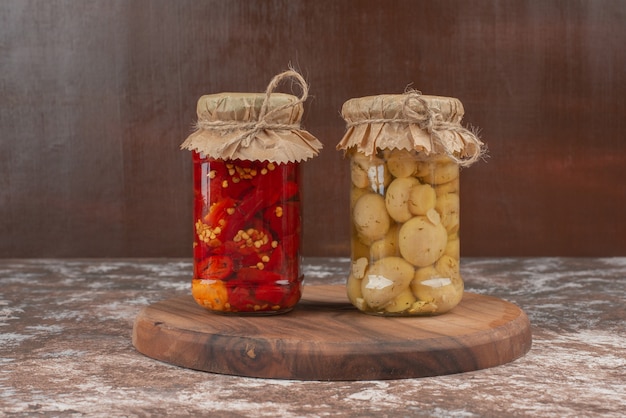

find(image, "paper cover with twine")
[337,92,485,167]
[181,70,323,164]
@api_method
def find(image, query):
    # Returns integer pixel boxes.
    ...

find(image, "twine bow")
[193,70,309,156]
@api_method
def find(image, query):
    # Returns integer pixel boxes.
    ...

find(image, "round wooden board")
[132,285,532,381]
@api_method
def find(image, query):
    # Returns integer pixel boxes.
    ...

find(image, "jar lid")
[337,92,484,166]
[181,71,323,164]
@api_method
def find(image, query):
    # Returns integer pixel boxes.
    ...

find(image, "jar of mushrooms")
[337,92,484,316]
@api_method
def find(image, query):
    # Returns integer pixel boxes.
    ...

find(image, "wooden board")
[132,286,532,380]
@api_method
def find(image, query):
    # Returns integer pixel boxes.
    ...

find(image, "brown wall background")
[1,0,625,258]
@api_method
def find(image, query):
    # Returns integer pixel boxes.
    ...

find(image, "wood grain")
[132,285,532,380]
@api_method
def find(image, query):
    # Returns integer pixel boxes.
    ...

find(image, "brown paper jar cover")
[181,92,323,164]
[337,93,484,166]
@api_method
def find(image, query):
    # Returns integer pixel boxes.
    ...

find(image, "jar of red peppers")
[337,92,485,316]
[181,71,322,314]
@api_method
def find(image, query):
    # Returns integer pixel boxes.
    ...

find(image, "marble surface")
[1,257,624,417]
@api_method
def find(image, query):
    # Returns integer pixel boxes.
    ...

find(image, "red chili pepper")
[233,163,299,222]
[236,267,282,283]
[280,181,299,202]
[196,255,234,280]
[229,222,274,256]
[194,240,214,260]
[227,271,290,309]
[267,255,300,283]
[219,159,264,200]
[235,250,266,269]
[251,167,298,204]
[262,181,299,207]
[281,284,302,307]
[221,176,254,201]
[263,245,284,272]
[203,197,235,225]
[263,201,300,239]
[226,285,256,311]
[281,233,300,259]
[234,191,268,221]
[204,161,231,202]
[254,284,286,305]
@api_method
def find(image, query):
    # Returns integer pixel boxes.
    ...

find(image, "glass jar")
[191,153,302,314]
[338,93,484,316]
[181,70,322,314]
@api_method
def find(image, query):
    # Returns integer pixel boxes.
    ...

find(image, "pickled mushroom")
[347,271,364,306]
[351,257,368,279]
[398,216,447,267]
[410,260,463,314]
[351,153,390,193]
[386,149,417,178]
[369,224,400,261]
[435,192,460,233]
[361,256,414,309]
[353,193,391,243]
[444,235,460,259]
[422,161,459,185]
[384,289,417,313]
[385,177,421,222]
[435,178,459,196]
[408,183,437,215]
[350,186,369,209]
[350,156,370,189]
